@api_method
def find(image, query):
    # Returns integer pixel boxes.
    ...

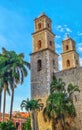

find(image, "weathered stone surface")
[55,67,82,130]
[30,13,82,130]
[31,49,58,99]
[61,38,80,70]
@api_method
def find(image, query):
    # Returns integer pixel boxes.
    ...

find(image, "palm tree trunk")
[33,111,35,130]
[52,119,56,130]
[36,111,39,130]
[2,83,6,122]
[0,93,2,113]
[31,110,36,130]
[32,110,38,130]
[10,87,14,120]
[31,111,33,130]
[62,115,65,130]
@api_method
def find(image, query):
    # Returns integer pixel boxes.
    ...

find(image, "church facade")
[30,13,82,130]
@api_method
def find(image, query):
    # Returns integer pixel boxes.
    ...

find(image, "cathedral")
[30,13,82,130]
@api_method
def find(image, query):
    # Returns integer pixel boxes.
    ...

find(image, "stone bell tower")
[30,13,58,130]
[61,35,80,70]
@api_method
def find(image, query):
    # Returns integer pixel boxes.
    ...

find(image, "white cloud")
[79,58,82,66]
[55,42,61,48]
[56,25,72,34]
[58,55,62,70]
[64,24,67,27]
[77,42,82,52]
[65,28,72,33]
[78,42,82,45]
[78,47,82,51]
[56,35,61,39]
[59,28,64,32]
[57,25,62,29]
[56,25,64,32]
[78,32,82,36]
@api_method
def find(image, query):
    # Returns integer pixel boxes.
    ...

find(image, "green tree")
[0,93,1,112]
[43,76,80,130]
[1,73,11,122]
[0,53,12,122]
[0,120,16,130]
[50,76,65,93]
[0,48,30,120]
[67,83,80,98]
[22,117,31,130]
[21,98,43,112]
[0,53,9,113]
[21,98,43,130]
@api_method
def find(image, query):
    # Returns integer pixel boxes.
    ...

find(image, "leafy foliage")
[21,98,44,130]
[43,76,80,130]
[20,98,43,112]
[22,118,31,130]
[0,47,30,120]
[50,76,66,93]
[0,120,16,130]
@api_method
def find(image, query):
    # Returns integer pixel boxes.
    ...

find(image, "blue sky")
[0,0,82,113]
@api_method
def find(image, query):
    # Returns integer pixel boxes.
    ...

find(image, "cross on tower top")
[64,34,70,40]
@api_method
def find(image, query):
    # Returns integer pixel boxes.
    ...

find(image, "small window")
[38,23,41,29]
[53,60,55,65]
[38,40,42,49]
[73,44,75,50]
[37,60,42,71]
[67,60,70,67]
[76,60,78,65]
[47,23,50,28]
[50,41,52,46]
[66,45,69,50]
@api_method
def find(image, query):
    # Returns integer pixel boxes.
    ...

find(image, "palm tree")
[0,53,8,113]
[67,83,80,98]
[50,76,65,94]
[21,98,43,130]
[2,77,10,122]
[0,79,2,113]
[0,53,13,122]
[43,77,80,130]
[2,48,30,120]
[0,72,13,122]
[0,93,1,113]
[43,94,58,130]
[21,98,43,112]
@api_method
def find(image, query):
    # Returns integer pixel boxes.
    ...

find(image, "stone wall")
[55,67,82,130]
[31,52,82,130]
[31,49,58,99]
[30,49,58,130]
[32,30,55,53]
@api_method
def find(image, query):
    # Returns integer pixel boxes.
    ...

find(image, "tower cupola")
[61,35,80,70]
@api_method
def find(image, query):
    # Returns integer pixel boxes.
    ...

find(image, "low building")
[0,111,30,130]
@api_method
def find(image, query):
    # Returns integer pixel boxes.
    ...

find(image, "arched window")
[67,60,70,67]
[37,60,42,71]
[53,60,55,65]
[47,23,50,28]
[73,44,75,50]
[66,45,69,50]
[38,23,41,29]
[76,60,78,65]
[38,40,42,49]
[50,41,52,46]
